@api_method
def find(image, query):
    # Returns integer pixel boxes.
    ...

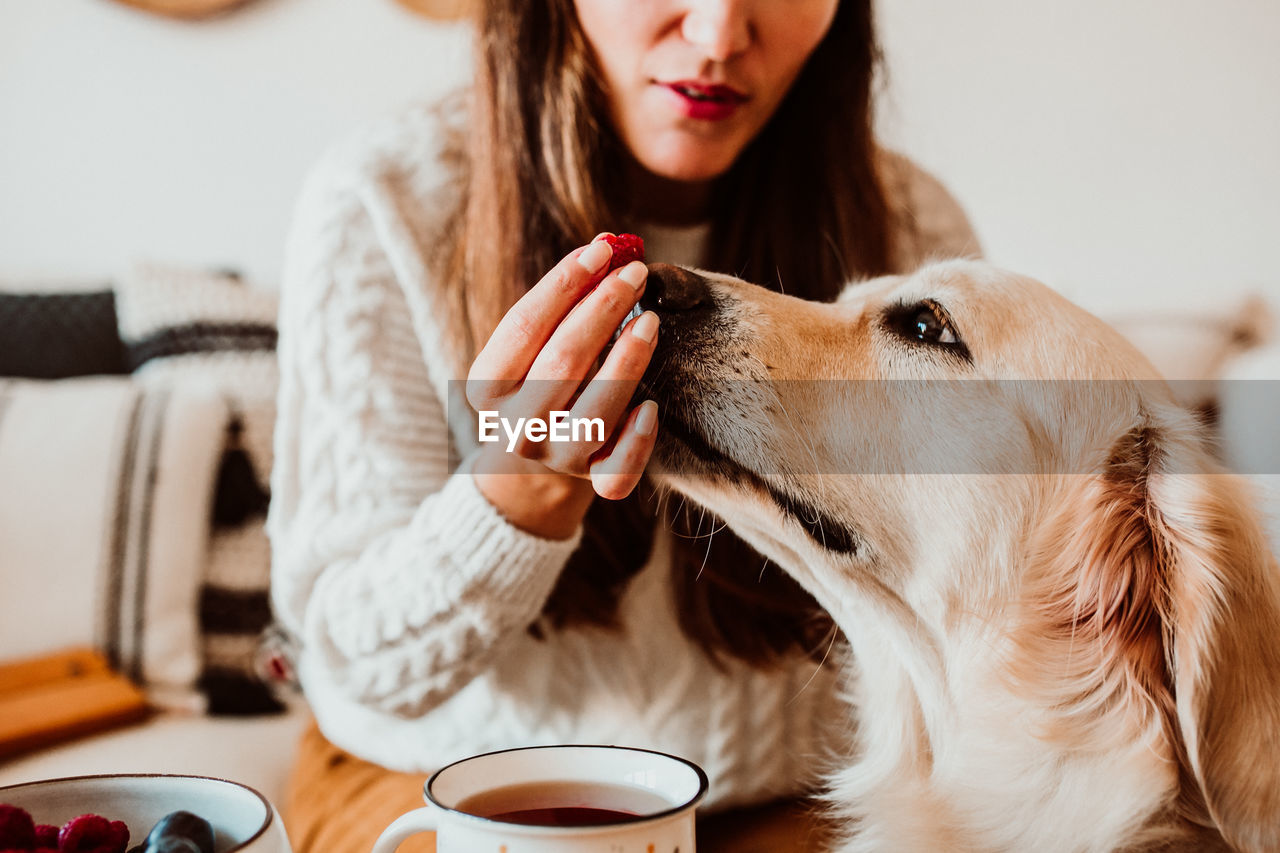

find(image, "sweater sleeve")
[267,145,582,718]
[880,150,984,271]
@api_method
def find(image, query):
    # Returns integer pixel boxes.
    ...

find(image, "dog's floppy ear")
[1152,442,1280,851]
[1023,417,1280,849]
[1020,424,1175,738]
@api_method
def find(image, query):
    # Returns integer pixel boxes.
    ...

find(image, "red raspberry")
[603,233,645,272]
[57,815,129,853]
[34,825,58,847]
[0,804,36,848]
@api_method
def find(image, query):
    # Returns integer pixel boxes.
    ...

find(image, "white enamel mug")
[371,744,708,853]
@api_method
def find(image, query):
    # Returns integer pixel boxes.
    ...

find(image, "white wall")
[0,0,470,285]
[875,0,1280,313]
[2,0,1277,314]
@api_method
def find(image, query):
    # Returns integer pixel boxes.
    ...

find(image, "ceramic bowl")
[0,773,291,852]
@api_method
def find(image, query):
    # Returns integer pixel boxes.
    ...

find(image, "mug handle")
[370,806,438,853]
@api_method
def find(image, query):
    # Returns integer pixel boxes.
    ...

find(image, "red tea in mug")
[456,781,673,827]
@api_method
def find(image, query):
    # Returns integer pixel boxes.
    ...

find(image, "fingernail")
[616,260,647,290]
[592,231,616,242]
[632,310,659,345]
[635,400,658,437]
[578,241,612,273]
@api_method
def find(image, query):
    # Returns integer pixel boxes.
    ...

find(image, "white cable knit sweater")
[267,102,980,810]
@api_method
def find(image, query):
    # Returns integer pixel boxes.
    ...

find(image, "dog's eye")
[906,306,955,345]
[884,300,969,359]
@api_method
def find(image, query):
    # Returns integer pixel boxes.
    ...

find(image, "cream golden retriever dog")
[638,261,1280,853]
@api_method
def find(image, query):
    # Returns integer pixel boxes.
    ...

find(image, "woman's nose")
[680,0,753,62]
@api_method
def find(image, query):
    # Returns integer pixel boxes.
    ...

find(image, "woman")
[269,0,979,849]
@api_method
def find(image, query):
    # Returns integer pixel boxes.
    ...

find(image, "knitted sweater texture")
[268,102,980,810]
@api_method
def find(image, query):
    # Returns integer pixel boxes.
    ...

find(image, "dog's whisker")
[769,390,829,512]
[820,228,852,286]
[675,517,729,542]
[788,621,841,706]
[695,519,717,582]
[689,505,730,543]
[701,516,730,539]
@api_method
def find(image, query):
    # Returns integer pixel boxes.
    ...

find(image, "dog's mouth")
[639,380,736,473]
[633,263,863,556]
[639,375,864,557]
[635,349,753,479]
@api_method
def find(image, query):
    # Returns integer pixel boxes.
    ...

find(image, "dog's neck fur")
[731,506,1212,853]
[823,587,1189,852]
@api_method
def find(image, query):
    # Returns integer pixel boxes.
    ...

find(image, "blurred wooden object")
[394,0,473,21]
[105,0,264,21]
[0,646,110,693]
[106,0,473,23]
[0,647,150,761]
[698,798,837,852]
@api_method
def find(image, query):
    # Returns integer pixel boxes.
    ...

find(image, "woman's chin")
[631,132,744,182]
[639,152,736,186]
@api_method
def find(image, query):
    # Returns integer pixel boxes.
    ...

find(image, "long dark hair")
[435,0,893,667]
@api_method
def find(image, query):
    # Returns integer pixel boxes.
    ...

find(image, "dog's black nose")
[641,263,712,314]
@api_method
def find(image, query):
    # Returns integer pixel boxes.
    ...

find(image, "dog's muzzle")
[612,263,711,348]
[635,264,720,399]
[641,263,715,315]
[634,264,733,473]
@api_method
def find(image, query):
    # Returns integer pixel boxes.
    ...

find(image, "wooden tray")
[0,648,150,761]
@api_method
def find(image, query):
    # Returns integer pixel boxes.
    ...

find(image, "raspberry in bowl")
[0,774,289,852]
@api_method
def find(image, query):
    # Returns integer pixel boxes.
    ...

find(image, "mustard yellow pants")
[284,722,436,853]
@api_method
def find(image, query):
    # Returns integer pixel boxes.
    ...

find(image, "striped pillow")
[116,263,284,714]
[0,377,228,709]
[116,264,277,490]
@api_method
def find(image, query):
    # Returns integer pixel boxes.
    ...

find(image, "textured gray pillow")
[0,290,127,378]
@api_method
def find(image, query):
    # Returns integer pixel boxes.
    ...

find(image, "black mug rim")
[423,744,710,830]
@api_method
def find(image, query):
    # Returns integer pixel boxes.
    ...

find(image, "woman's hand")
[468,236,660,535]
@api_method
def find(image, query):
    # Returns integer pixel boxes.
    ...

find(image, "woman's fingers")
[567,310,659,442]
[509,260,647,421]
[525,260,648,384]
[486,310,658,472]
[590,400,659,500]
[467,239,615,404]
[464,236,660,486]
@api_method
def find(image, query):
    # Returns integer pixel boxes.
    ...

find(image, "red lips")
[661,80,748,121]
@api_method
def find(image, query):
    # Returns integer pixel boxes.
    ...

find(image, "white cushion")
[0,707,310,808]
[0,377,228,706]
